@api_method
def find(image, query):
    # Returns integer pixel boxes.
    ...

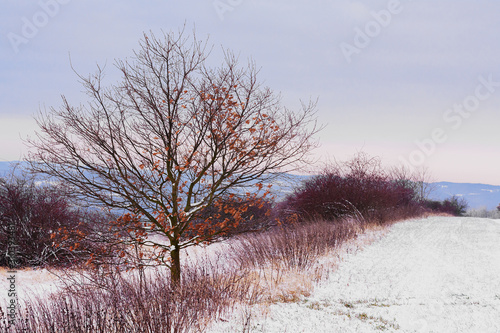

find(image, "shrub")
[283,153,421,224]
[222,219,362,305]
[465,207,500,219]
[0,252,256,333]
[231,219,359,271]
[0,175,120,268]
[422,196,468,216]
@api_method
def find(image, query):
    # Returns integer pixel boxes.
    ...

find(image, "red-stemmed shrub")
[0,174,121,268]
[282,153,422,224]
[422,196,468,216]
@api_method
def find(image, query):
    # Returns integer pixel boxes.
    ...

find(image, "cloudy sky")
[1,0,499,184]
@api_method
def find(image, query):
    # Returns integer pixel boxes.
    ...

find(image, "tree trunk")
[170,244,181,286]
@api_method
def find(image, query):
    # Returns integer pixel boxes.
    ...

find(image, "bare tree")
[27,30,319,284]
[413,166,436,201]
[390,165,435,202]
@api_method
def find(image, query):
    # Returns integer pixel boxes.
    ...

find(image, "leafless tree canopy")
[28,30,319,282]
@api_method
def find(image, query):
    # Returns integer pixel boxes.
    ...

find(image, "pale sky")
[1,0,499,185]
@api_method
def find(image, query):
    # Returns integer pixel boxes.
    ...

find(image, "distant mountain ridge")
[274,176,500,210]
[0,161,25,177]
[428,182,500,211]
[1,161,499,210]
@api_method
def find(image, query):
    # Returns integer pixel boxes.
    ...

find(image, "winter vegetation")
[465,206,500,219]
[429,182,500,211]
[26,29,319,285]
[0,152,478,332]
[1,30,497,332]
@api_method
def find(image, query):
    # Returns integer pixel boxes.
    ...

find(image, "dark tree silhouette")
[28,30,320,284]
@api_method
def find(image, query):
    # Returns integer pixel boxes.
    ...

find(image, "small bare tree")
[413,166,436,201]
[390,165,435,202]
[28,30,319,284]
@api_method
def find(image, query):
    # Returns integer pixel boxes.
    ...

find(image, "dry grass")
[231,219,360,270]
[224,219,362,306]
[426,211,455,217]
[0,255,257,333]
[1,216,400,332]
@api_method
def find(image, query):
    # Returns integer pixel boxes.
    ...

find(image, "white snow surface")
[1,216,499,332]
[0,267,60,302]
[208,217,500,333]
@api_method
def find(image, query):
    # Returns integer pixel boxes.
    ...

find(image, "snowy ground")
[208,216,500,333]
[1,216,499,332]
[0,266,60,302]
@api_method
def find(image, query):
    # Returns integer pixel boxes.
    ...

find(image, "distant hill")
[0,161,25,177]
[271,175,500,210]
[1,161,498,210]
[276,176,500,210]
[428,182,500,211]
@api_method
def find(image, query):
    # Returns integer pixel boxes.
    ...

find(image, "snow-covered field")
[208,216,500,333]
[1,216,499,332]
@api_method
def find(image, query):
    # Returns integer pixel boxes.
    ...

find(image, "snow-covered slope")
[1,216,499,332]
[209,217,500,332]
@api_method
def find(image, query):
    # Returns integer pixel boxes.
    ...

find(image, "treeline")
[0,154,467,269]
[281,153,468,224]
